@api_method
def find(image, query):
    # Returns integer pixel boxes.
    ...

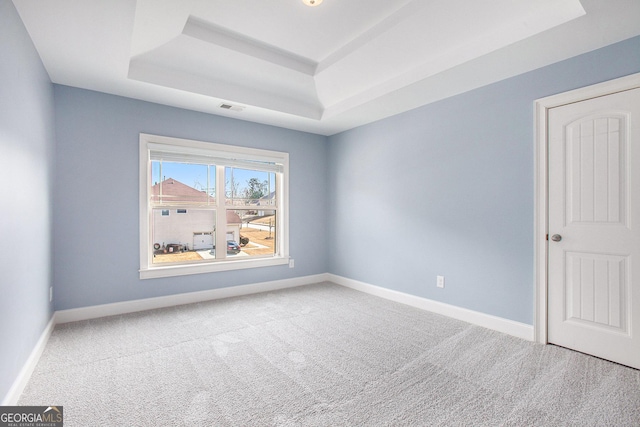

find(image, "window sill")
[139,256,289,279]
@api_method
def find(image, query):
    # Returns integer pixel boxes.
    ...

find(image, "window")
[139,133,289,279]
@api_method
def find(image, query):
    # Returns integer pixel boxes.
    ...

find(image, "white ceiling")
[12,0,640,136]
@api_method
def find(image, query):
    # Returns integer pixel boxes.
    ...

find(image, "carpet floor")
[19,282,640,426]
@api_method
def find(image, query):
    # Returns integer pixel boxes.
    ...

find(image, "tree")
[226,178,240,200]
[244,177,267,200]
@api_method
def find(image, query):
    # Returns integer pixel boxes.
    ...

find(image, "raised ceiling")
[12,0,640,135]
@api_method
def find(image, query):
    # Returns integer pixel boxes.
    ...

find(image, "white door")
[193,232,213,250]
[548,87,640,369]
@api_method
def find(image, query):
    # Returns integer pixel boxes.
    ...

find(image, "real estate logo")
[0,406,63,427]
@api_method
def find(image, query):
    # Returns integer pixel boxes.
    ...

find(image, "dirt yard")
[153,251,204,263]
[153,223,275,263]
[239,227,276,256]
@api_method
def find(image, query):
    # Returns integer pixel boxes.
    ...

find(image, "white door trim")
[534,72,640,344]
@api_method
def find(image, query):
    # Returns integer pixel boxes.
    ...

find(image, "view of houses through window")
[139,134,288,278]
[150,162,278,264]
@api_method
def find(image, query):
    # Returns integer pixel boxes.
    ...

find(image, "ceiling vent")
[219,103,245,112]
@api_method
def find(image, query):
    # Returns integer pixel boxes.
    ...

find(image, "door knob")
[551,234,562,242]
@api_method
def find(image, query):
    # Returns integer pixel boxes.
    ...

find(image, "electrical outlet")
[289,259,295,268]
[49,287,53,302]
[436,276,445,288]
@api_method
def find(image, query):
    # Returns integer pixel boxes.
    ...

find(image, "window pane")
[230,209,277,258]
[152,208,216,264]
[225,167,275,207]
[142,134,289,277]
[151,161,215,206]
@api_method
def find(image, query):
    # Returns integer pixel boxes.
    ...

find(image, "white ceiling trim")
[11,0,640,135]
[183,17,318,76]
[128,0,587,120]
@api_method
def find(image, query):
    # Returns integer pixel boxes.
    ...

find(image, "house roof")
[151,178,242,225]
[151,178,212,204]
[260,191,276,200]
[226,210,241,225]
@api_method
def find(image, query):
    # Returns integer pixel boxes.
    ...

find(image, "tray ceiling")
[12,0,640,135]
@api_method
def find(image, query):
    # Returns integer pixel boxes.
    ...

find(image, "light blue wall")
[4,0,640,400]
[327,36,640,325]
[0,1,55,401]
[53,86,328,310]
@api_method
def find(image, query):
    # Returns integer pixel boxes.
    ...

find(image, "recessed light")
[302,0,323,6]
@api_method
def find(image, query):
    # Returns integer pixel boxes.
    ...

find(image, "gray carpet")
[19,282,640,426]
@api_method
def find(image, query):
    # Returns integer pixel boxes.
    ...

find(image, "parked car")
[226,240,241,254]
[211,240,242,255]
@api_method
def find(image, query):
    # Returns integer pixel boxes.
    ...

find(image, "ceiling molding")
[183,17,318,76]
[12,0,640,135]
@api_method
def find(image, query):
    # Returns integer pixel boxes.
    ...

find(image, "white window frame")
[139,133,289,279]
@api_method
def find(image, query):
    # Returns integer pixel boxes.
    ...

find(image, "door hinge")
[546,234,549,241]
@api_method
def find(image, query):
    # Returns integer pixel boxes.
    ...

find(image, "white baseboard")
[2,316,56,406]
[6,272,533,405]
[4,274,328,404]
[55,273,329,324]
[56,271,533,338]
[328,274,534,341]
